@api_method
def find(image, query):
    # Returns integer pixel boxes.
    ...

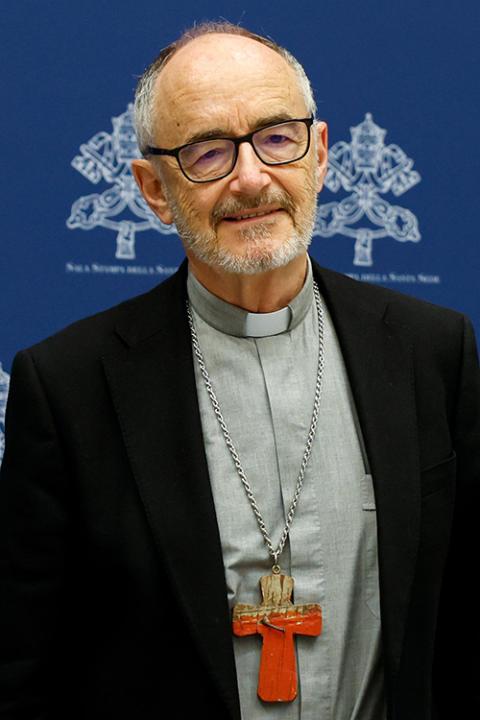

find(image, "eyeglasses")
[143,116,315,183]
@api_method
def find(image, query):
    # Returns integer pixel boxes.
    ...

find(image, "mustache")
[211,190,296,226]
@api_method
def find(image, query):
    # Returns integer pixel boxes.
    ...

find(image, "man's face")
[139,34,327,275]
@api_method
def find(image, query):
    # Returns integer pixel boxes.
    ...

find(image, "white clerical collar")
[186,257,314,338]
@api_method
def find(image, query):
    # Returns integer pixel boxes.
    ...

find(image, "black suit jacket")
[0,258,479,719]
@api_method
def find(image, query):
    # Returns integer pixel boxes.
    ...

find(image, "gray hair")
[134,21,317,153]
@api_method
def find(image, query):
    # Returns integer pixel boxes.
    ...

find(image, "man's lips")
[220,207,285,224]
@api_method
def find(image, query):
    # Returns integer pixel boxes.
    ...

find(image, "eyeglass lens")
[178,120,309,181]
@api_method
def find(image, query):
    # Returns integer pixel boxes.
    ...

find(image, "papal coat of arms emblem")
[0,362,10,464]
[67,104,177,260]
[315,113,421,266]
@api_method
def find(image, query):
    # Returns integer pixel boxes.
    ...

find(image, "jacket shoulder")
[312,260,469,336]
[22,264,187,366]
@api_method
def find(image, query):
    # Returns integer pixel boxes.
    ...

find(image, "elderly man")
[0,21,478,720]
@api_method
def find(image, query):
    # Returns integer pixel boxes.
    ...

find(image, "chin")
[202,233,311,275]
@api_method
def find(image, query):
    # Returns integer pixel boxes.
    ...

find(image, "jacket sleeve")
[0,349,73,718]
[433,315,480,717]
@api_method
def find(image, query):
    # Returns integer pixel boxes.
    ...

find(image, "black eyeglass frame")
[142,115,315,183]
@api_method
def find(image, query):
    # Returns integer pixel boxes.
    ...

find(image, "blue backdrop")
[1,0,479,459]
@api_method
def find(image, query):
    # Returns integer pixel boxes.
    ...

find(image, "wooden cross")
[232,573,322,702]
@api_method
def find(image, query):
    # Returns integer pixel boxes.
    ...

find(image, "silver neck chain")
[186,281,325,572]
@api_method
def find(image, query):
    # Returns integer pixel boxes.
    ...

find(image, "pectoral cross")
[232,572,322,703]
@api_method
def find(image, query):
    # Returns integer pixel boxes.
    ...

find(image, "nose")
[228,141,272,195]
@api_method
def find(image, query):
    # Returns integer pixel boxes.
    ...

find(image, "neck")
[186,252,308,313]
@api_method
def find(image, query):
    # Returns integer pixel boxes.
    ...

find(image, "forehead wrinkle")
[161,70,299,113]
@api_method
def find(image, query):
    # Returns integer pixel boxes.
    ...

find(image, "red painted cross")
[232,573,322,702]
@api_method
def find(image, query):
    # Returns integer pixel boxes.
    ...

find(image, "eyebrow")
[182,113,298,146]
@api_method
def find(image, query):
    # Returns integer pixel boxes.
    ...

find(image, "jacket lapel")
[102,262,240,719]
[313,260,421,680]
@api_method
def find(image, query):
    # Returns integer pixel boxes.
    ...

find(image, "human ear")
[314,121,328,193]
[131,159,175,225]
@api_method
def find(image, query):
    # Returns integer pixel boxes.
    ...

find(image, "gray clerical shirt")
[187,259,387,720]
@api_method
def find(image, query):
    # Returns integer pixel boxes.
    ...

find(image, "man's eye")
[263,133,290,145]
[196,148,226,164]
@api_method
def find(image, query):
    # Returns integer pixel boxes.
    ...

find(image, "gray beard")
[167,190,317,275]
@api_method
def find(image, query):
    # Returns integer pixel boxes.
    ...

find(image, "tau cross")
[232,572,322,702]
